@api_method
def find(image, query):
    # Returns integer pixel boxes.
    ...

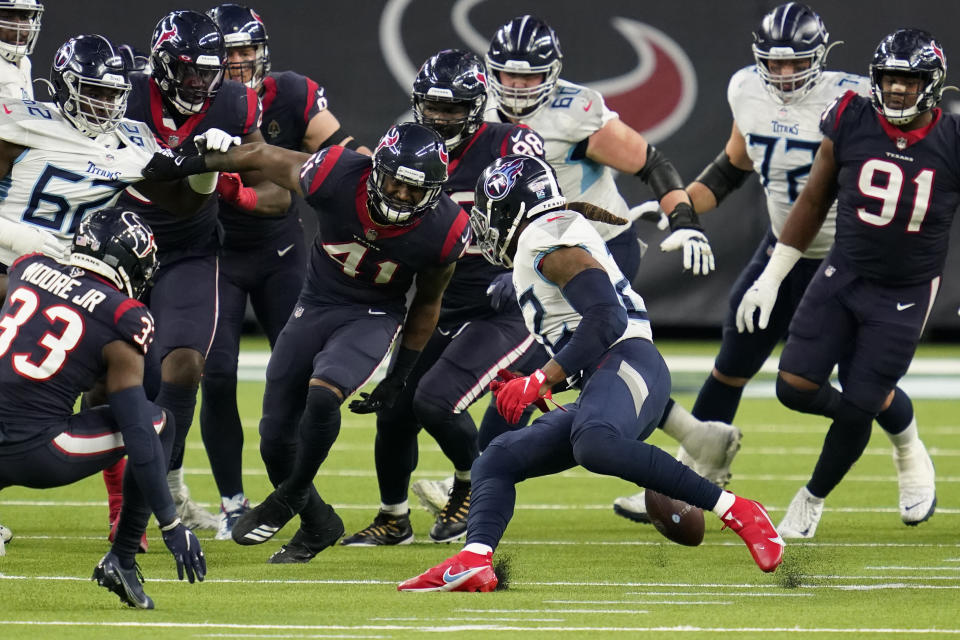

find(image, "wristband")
[187,171,219,194]
[760,242,803,284]
[389,345,420,381]
[667,202,703,232]
[159,517,182,532]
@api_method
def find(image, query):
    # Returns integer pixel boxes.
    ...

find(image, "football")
[644,489,705,547]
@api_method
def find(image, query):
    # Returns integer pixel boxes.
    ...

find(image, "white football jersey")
[728,67,870,258]
[487,79,631,241]
[0,99,160,265]
[513,210,652,364]
[0,56,32,100]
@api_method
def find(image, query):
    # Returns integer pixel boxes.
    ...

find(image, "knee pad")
[776,375,841,418]
[834,396,875,428]
[306,384,342,416]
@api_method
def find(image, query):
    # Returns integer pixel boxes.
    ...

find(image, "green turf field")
[1,341,958,639]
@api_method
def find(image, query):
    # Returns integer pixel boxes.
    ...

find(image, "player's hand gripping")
[659,229,715,275]
[142,148,208,181]
[193,128,241,154]
[490,368,552,424]
[486,273,517,312]
[628,200,670,230]
[160,519,206,583]
[349,375,406,414]
[735,277,780,334]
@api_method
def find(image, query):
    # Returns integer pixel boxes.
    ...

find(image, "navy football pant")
[778,251,939,497]
[0,405,172,561]
[466,338,722,550]
[201,240,305,499]
[374,312,534,504]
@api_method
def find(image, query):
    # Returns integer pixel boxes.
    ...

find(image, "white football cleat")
[0,522,11,543]
[612,490,651,524]
[893,440,936,525]
[678,421,742,488]
[777,486,824,539]
[411,477,453,516]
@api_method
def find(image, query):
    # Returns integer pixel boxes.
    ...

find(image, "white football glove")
[659,229,715,275]
[735,277,780,334]
[628,200,669,230]
[193,128,241,154]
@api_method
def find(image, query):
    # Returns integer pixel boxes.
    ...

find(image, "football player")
[466,15,740,521]
[398,156,784,592]
[115,10,290,531]
[143,122,470,563]
[615,2,931,524]
[203,3,370,541]
[341,49,542,547]
[737,28,952,537]
[0,0,41,99]
[0,209,205,608]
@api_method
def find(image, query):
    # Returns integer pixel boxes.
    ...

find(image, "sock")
[463,542,493,556]
[454,469,471,482]
[167,466,183,497]
[660,403,716,458]
[156,381,199,469]
[692,374,744,423]
[221,492,246,512]
[807,399,874,498]
[380,501,408,516]
[103,457,126,522]
[886,418,920,453]
[655,397,676,430]
[711,490,736,517]
[200,374,245,498]
[283,386,341,495]
[876,386,914,436]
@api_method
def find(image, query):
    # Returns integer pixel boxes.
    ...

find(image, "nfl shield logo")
[896,137,907,150]
[365,228,378,241]
[294,305,304,318]
[168,135,180,146]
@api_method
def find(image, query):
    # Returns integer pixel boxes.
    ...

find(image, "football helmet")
[0,0,43,63]
[870,29,946,126]
[70,209,158,300]
[150,10,225,115]
[367,123,448,226]
[486,15,562,118]
[50,35,131,137]
[752,3,830,104]
[470,154,566,268]
[207,4,270,92]
[412,49,487,151]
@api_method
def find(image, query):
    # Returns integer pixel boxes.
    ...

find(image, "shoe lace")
[133,562,146,585]
[362,513,406,538]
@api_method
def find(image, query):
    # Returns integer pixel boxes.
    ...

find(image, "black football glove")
[348,374,406,414]
[142,149,208,182]
[160,520,207,583]
[486,273,517,313]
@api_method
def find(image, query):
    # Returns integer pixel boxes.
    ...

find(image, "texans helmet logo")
[120,211,157,259]
[437,145,449,165]
[475,70,487,87]
[153,22,179,50]
[931,42,945,65]
[483,158,525,201]
[375,127,401,156]
[251,9,264,24]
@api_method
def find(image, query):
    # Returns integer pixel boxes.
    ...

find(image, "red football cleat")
[721,496,784,573]
[398,549,498,592]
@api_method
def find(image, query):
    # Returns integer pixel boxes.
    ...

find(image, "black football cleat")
[429,479,471,543]
[92,552,154,609]
[268,512,345,564]
[231,489,301,546]
[340,510,414,546]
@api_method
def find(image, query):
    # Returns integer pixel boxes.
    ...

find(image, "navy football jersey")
[298,146,469,316]
[440,122,545,324]
[220,71,325,250]
[0,255,155,450]
[822,92,960,284]
[119,73,262,259]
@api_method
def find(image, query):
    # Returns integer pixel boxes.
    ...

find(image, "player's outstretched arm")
[227,129,293,215]
[687,121,753,215]
[103,340,206,583]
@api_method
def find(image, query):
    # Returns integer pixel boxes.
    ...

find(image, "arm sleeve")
[551,268,628,375]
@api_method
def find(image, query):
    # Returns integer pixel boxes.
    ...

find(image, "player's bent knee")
[473,441,525,483]
[571,425,620,476]
[775,374,841,418]
[712,368,749,387]
[309,379,344,402]
[161,348,206,385]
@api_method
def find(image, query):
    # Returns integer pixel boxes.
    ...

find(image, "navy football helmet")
[412,49,488,151]
[0,0,43,63]
[50,35,131,137]
[486,15,562,118]
[150,10,225,115]
[471,155,566,268]
[870,29,946,126]
[367,123,448,226]
[207,4,270,92]
[752,3,831,104]
[71,209,158,299]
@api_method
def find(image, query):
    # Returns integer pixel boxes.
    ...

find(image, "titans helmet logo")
[483,158,525,201]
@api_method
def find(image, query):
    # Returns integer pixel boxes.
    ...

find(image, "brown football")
[644,489,705,547]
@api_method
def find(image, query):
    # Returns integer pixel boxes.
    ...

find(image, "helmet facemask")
[154,50,224,114]
[486,61,560,118]
[871,67,942,126]
[0,2,43,63]
[368,168,443,226]
[753,44,828,104]
[60,70,130,137]
[413,94,483,151]
[224,40,269,92]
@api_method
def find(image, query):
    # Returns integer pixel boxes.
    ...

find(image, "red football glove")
[490,368,551,424]
[217,172,258,211]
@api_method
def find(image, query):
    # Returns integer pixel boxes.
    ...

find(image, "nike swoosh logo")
[368,309,386,315]
[896,302,916,311]
[768,535,785,546]
[583,100,593,112]
[442,567,477,583]
[546,215,563,222]
[277,244,295,257]
[904,501,927,511]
